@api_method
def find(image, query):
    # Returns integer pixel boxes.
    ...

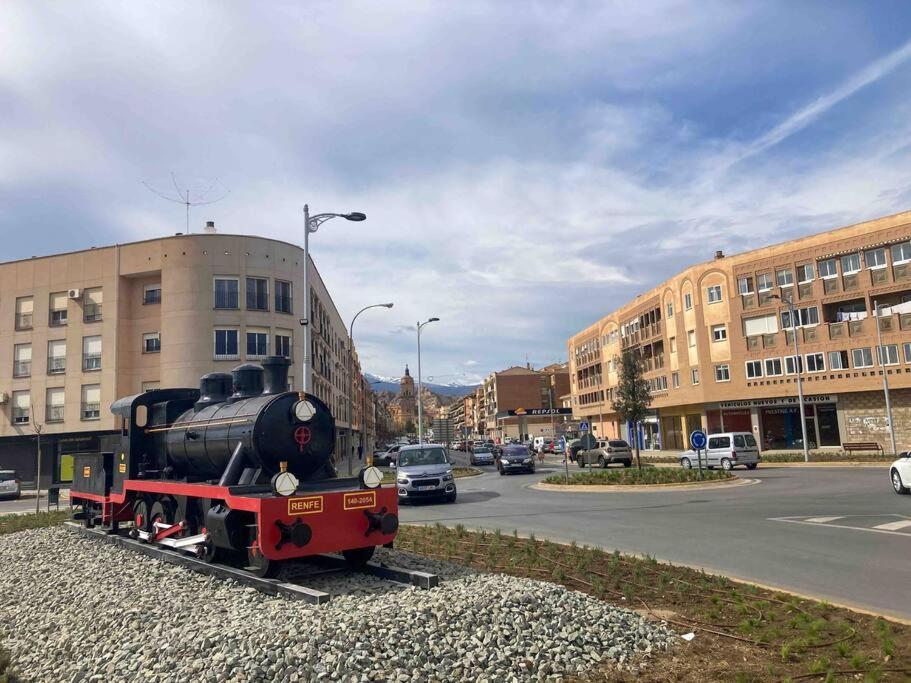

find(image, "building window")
[711,325,727,342]
[864,248,887,270]
[672,372,680,388]
[764,358,783,376]
[142,381,160,392]
[828,350,849,370]
[905,342,911,364]
[714,364,730,382]
[214,329,239,360]
[776,268,793,287]
[737,276,754,295]
[275,280,292,314]
[892,240,911,265]
[797,264,814,283]
[784,355,804,375]
[82,336,102,371]
[687,330,696,347]
[684,292,693,310]
[49,292,68,326]
[47,340,66,374]
[743,313,778,337]
[214,277,240,309]
[275,331,292,358]
[690,368,699,385]
[46,388,65,423]
[666,302,673,318]
[757,273,773,292]
[15,296,33,330]
[781,306,819,329]
[246,329,269,358]
[745,360,763,379]
[81,384,101,420]
[852,347,874,368]
[706,285,722,303]
[83,288,103,322]
[669,337,677,353]
[840,252,861,275]
[818,259,837,279]
[143,284,162,305]
[877,344,900,366]
[13,344,31,378]
[805,352,825,373]
[246,277,269,311]
[143,332,161,354]
[11,391,30,424]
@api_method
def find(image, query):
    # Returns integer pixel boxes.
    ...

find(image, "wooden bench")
[842,442,884,456]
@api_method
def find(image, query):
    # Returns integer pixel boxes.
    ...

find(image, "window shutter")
[49,340,66,358]
[50,292,68,310]
[48,388,65,407]
[14,345,31,362]
[83,385,101,404]
[17,298,33,314]
[14,392,30,409]
[86,289,103,304]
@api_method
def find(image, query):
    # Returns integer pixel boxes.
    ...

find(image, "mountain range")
[364,373,478,397]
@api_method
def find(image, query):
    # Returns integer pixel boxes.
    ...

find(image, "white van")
[679,432,760,471]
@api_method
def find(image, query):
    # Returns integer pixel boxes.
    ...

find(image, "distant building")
[476,363,570,441]
[389,365,417,431]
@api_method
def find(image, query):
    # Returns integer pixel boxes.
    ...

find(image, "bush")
[0,511,69,537]
[542,468,734,486]
[0,644,19,683]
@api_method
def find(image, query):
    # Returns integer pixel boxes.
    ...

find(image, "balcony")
[12,409,30,424]
[46,406,64,423]
[802,326,819,343]
[48,357,66,374]
[842,273,860,292]
[15,313,32,330]
[823,278,839,295]
[758,290,775,307]
[741,294,757,310]
[763,333,777,349]
[798,282,814,300]
[894,262,911,282]
[828,322,846,340]
[902,313,911,331]
[747,336,760,351]
[49,310,68,327]
[81,403,101,420]
[83,354,102,371]
[848,319,866,337]
[83,304,102,323]
[878,316,895,333]
[143,289,162,305]
[13,361,31,378]
[871,268,889,286]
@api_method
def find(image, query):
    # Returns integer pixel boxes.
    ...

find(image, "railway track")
[65,522,438,604]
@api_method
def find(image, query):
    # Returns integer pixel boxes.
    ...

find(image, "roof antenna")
[142,173,229,233]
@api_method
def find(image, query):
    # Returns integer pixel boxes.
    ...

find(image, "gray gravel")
[0,527,674,682]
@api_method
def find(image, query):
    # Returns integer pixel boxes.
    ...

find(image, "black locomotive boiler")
[70,356,398,576]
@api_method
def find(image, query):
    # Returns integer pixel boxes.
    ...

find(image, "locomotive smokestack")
[261,355,291,395]
[195,372,233,411]
[227,364,264,403]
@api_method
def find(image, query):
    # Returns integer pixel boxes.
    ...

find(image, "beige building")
[568,211,911,454]
[0,231,379,486]
[478,364,571,442]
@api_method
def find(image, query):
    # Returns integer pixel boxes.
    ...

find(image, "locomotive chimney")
[261,355,291,394]
[194,372,233,411]
[227,364,264,403]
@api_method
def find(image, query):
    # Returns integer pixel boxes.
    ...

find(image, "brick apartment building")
[568,210,911,454]
[0,231,378,486]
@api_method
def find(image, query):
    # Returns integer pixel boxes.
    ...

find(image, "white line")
[769,518,911,538]
[872,520,911,531]
[804,516,844,524]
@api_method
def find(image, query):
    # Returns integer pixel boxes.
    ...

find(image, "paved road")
[408,451,911,621]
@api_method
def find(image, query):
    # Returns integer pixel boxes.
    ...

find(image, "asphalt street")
[405,451,911,621]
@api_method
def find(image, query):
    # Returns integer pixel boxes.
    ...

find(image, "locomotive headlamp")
[271,461,299,497]
[294,399,316,422]
[359,466,383,489]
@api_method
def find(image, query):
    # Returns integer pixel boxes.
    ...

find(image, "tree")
[611,350,653,470]
[403,419,416,436]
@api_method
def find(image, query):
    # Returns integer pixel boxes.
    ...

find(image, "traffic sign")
[579,433,597,449]
[690,429,707,450]
[579,421,590,432]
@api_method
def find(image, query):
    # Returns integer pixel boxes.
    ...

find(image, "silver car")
[680,432,760,471]
[395,445,457,503]
[578,440,633,468]
[0,469,21,500]
[469,445,495,466]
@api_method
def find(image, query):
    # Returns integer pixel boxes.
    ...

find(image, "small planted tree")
[611,351,653,470]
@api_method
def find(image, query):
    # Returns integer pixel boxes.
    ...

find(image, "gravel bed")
[0,527,674,682]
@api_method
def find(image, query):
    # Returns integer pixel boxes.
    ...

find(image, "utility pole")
[874,300,898,455]
[33,422,43,514]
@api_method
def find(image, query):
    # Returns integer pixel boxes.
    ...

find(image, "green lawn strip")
[0,511,69,537]
[542,468,733,486]
[396,524,911,682]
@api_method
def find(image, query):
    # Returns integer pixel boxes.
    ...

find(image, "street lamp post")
[772,290,810,462]
[33,422,43,514]
[416,317,440,445]
[874,300,898,456]
[301,204,366,394]
[347,302,394,475]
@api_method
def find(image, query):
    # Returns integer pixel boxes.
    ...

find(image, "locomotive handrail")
[144,417,255,434]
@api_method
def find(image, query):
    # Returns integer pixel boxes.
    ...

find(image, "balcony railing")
[12,409,29,424]
[214,291,239,309]
[15,313,32,330]
[143,289,162,305]
[762,334,777,348]
[842,273,859,291]
[758,290,775,307]
[81,403,101,420]
[49,310,68,326]
[894,262,910,282]
[741,294,757,310]
[803,326,818,343]
[871,268,889,285]
[747,336,760,351]
[46,406,65,423]
[83,304,102,322]
[13,361,31,378]
[828,322,846,340]
[902,313,911,331]
[848,319,866,337]
[83,354,102,371]
[798,282,814,300]
[48,357,66,374]
[823,278,838,295]
[878,316,895,333]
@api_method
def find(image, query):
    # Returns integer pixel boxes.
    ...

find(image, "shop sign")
[716,395,837,409]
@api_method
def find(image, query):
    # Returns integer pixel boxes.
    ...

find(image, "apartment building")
[478,364,571,441]
[0,231,378,486]
[568,211,911,453]
[447,398,465,438]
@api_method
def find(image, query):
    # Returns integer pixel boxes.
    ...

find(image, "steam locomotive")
[70,356,398,577]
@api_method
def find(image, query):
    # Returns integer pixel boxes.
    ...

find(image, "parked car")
[0,469,21,500]
[890,451,911,495]
[374,444,402,467]
[679,432,760,471]
[565,439,584,463]
[578,440,633,468]
[497,444,536,475]
[470,446,496,466]
[395,445,457,503]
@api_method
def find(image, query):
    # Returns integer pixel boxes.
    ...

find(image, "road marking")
[804,516,844,523]
[769,516,911,538]
[872,520,911,531]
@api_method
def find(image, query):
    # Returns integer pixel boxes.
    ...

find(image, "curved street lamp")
[770,290,809,462]
[416,317,440,444]
[301,204,366,394]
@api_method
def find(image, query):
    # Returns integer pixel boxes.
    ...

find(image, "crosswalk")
[770,514,911,537]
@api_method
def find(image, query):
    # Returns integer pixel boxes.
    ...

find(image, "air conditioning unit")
[0,393,8,404]
[68,288,81,300]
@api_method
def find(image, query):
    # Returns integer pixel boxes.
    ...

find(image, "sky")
[4,2,911,385]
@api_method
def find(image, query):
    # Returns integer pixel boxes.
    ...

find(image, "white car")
[0,469,21,500]
[890,452,911,495]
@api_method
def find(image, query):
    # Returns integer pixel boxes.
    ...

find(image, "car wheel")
[577,457,585,468]
[746,463,758,470]
[446,490,457,503]
[499,467,505,476]
[598,455,606,469]
[721,458,733,471]
[892,469,909,495]
[681,457,692,470]
[622,460,632,468]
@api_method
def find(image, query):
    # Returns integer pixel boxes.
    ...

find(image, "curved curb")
[529,477,760,493]
[453,468,484,479]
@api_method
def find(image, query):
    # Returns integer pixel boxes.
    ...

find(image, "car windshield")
[0,470,16,481]
[474,447,491,453]
[398,448,448,467]
[503,446,527,456]
[744,434,757,447]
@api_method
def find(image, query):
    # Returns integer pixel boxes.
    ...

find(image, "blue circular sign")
[690,430,707,450]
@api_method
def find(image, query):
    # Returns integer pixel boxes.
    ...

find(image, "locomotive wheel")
[342,546,376,568]
[82,502,95,529]
[246,541,277,578]
[132,499,151,535]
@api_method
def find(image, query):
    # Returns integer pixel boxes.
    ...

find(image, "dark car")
[497,445,536,475]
